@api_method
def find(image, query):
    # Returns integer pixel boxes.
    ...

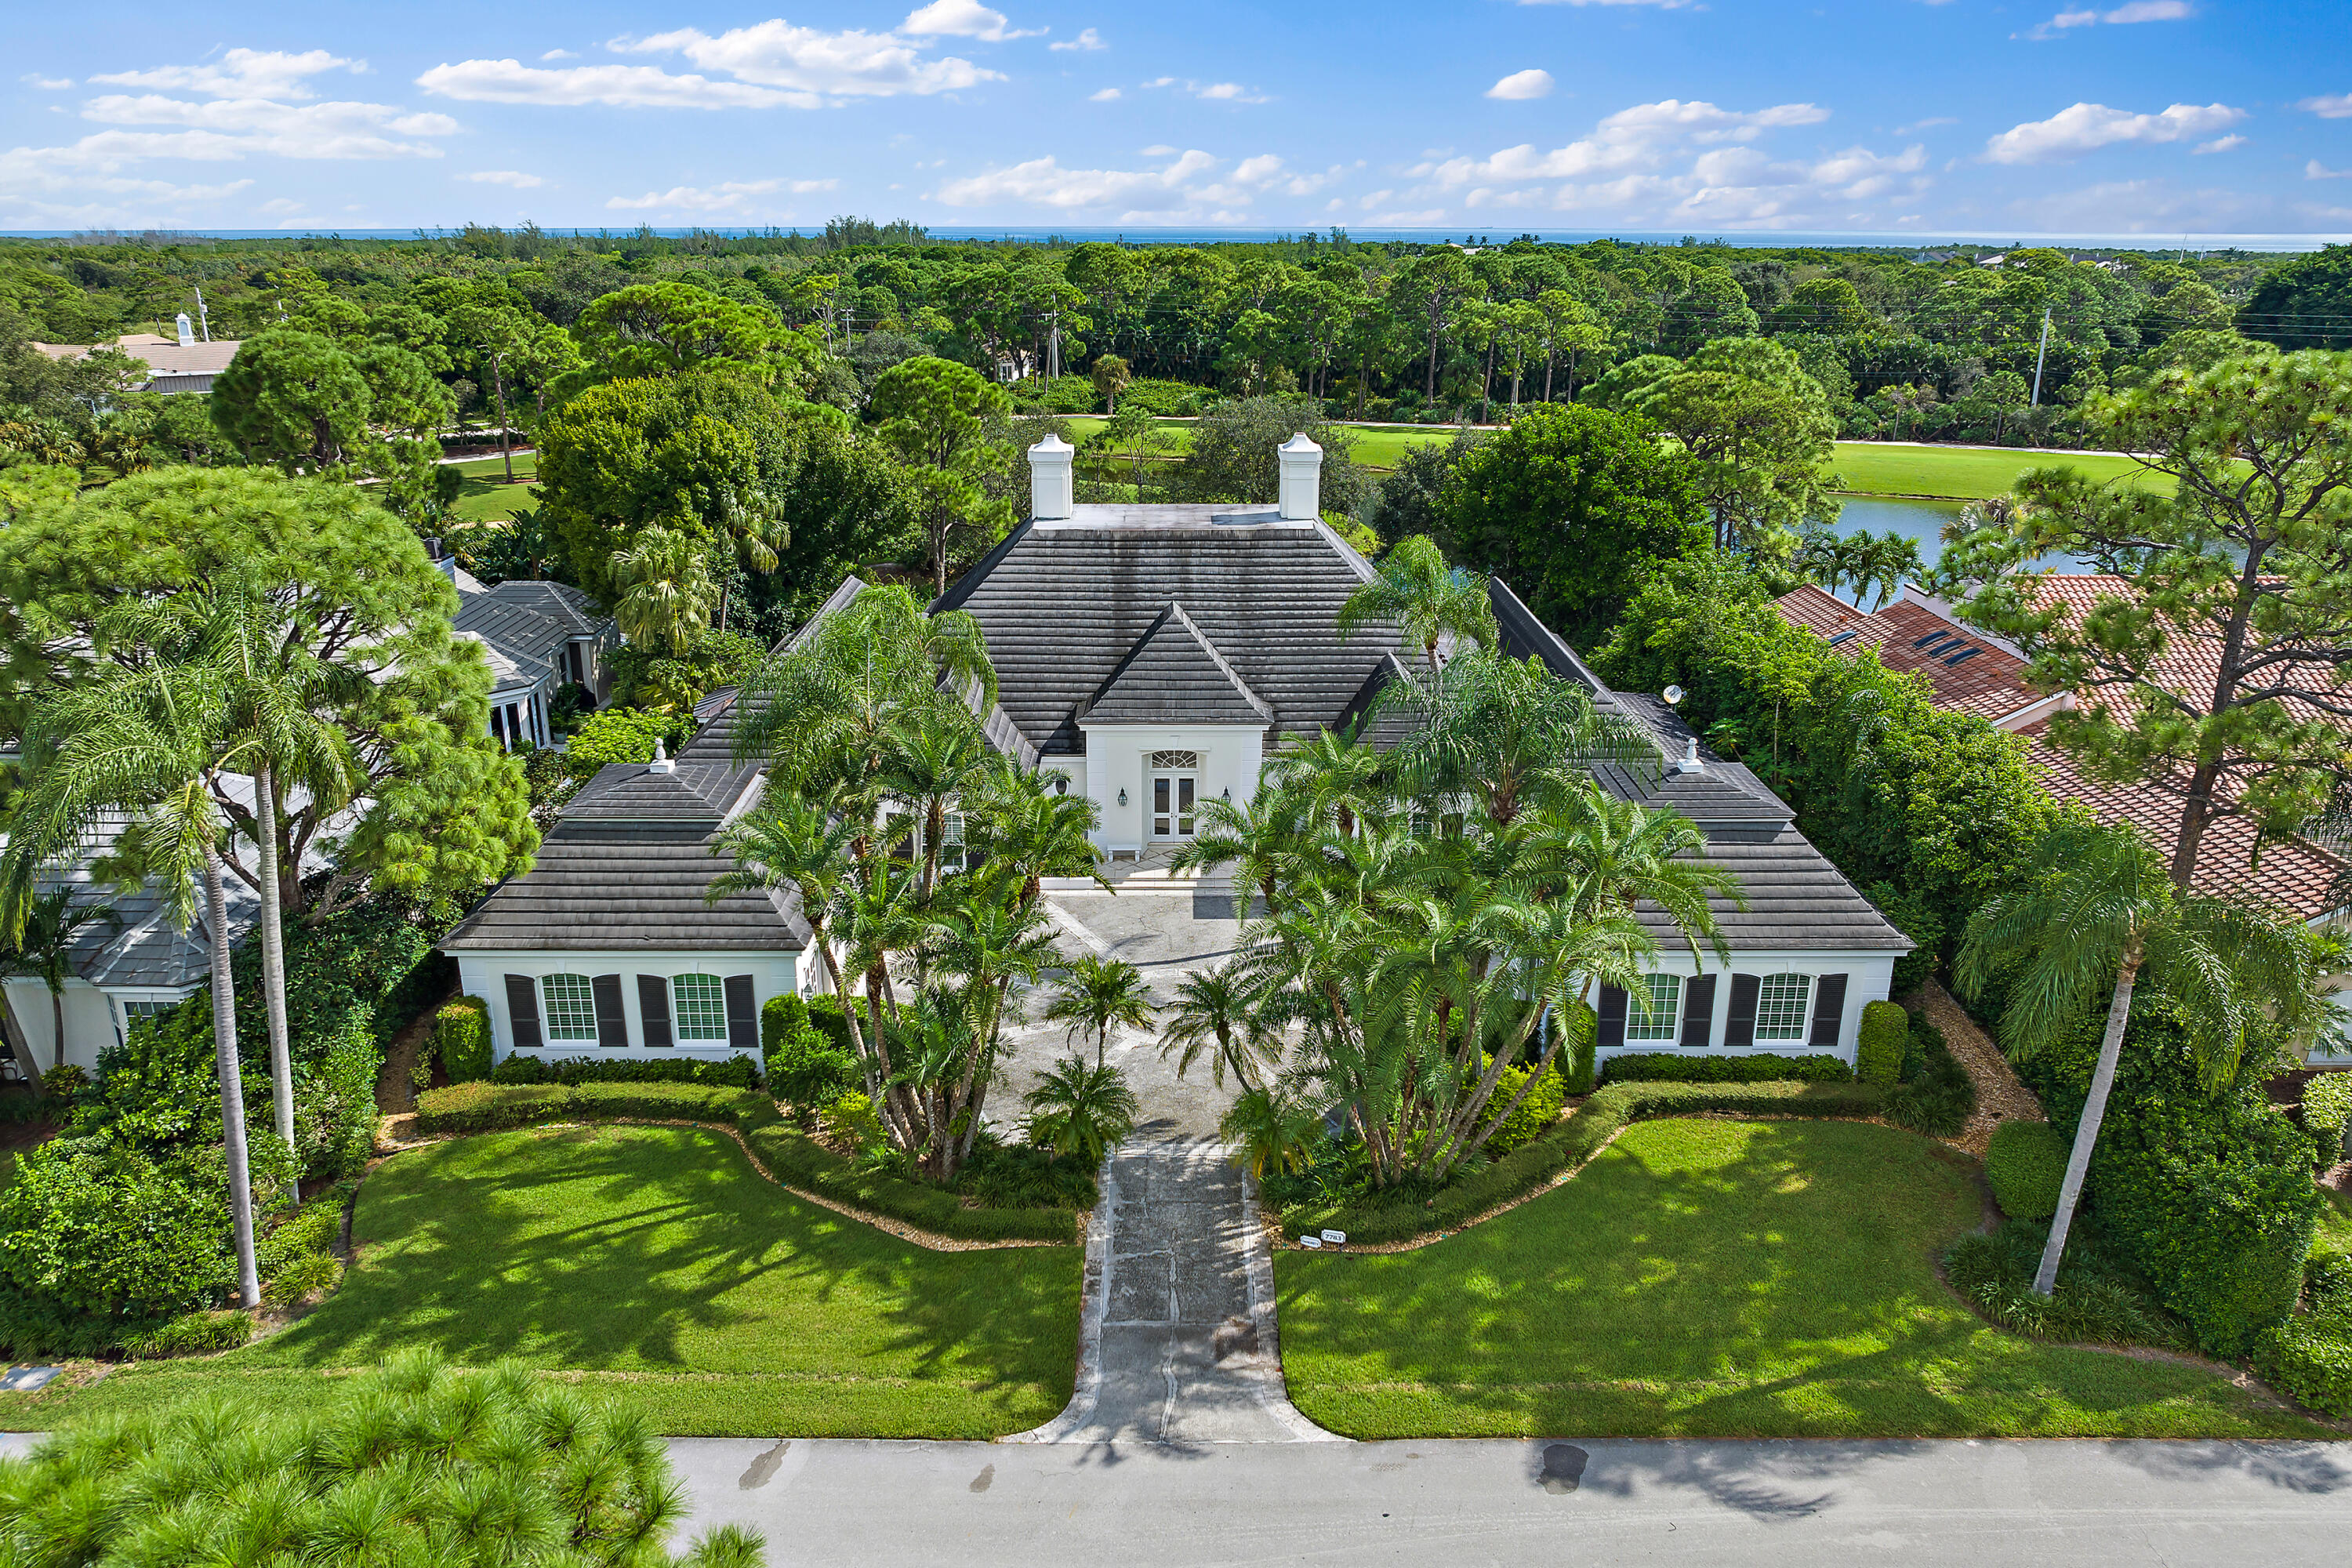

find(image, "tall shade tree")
[0,468,535,925]
[1334,534,1498,674]
[4,658,266,1308]
[1955,822,2329,1297]
[0,887,118,1093]
[1944,351,2352,892]
[573,281,819,390]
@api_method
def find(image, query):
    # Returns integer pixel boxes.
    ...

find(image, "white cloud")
[76,93,458,159]
[1050,27,1105,52]
[901,2,1040,42]
[1139,144,1175,155]
[1486,69,1554,102]
[22,76,74,91]
[2299,93,2352,119]
[2005,177,2270,233]
[0,154,253,224]
[540,49,578,61]
[1140,76,1269,104]
[1984,101,2243,163]
[2308,159,2352,180]
[91,48,363,100]
[417,60,811,109]
[619,21,999,98]
[1896,115,1958,133]
[1421,99,1831,187]
[1089,86,1121,101]
[461,169,545,187]
[2191,134,2246,154]
[1232,154,1285,186]
[607,177,831,212]
[259,196,303,214]
[935,147,1244,213]
[2025,1,2192,38]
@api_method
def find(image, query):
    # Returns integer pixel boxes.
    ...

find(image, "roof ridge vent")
[647,739,676,775]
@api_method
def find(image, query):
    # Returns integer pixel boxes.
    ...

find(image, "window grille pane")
[1150,750,1200,769]
[1626,975,1682,1041]
[672,974,728,1041]
[1754,973,1812,1042]
[543,975,598,1040]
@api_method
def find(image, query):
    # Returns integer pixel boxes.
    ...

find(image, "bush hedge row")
[410,1082,1079,1243]
[2252,1310,2352,1419]
[1279,1078,1885,1247]
[1599,1051,1851,1086]
[1855,1000,1908,1087]
[1986,1121,2067,1221]
[486,1052,764,1088]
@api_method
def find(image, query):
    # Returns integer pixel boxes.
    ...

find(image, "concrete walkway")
[1005,891,1330,1447]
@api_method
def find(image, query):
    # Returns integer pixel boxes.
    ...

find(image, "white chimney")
[174,312,194,348]
[1027,434,1075,521]
[1278,434,1323,522]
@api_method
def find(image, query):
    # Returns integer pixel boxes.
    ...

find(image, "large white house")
[439,434,1909,1073]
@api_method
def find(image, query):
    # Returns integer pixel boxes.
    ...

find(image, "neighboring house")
[434,553,619,751]
[1776,579,2352,1063]
[439,434,1911,1073]
[34,322,241,394]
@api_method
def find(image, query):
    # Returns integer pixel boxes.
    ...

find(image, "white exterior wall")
[456,951,798,1064]
[1591,949,1901,1071]
[3,978,191,1073]
[1075,724,1267,855]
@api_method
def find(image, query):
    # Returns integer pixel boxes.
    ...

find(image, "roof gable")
[1081,602,1273,728]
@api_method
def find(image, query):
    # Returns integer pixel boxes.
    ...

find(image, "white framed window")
[543,974,598,1041]
[1626,974,1682,1042]
[1149,750,1200,769]
[115,997,180,1044]
[671,974,728,1041]
[1755,973,1813,1042]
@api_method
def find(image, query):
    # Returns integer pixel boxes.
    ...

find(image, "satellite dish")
[1662,684,1685,706]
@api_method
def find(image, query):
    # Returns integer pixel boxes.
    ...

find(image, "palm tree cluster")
[1792,527,1924,613]
[711,586,1106,1184]
[1170,641,1741,1192]
[2,574,358,1307]
[0,1351,763,1566]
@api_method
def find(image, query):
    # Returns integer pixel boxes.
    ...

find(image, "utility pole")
[1046,310,1060,382]
[194,286,211,342]
[2030,305,2053,407]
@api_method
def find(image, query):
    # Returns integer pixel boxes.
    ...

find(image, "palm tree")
[1043,953,1156,1068]
[924,890,1058,1172]
[1334,534,1497,673]
[1262,722,1385,837]
[203,574,361,1154]
[1160,960,1283,1091]
[4,659,266,1308]
[879,709,993,902]
[1221,1087,1323,1181]
[1170,787,1316,915]
[1022,1055,1142,1163]
[963,764,1105,907]
[0,886,119,1094]
[613,525,717,658]
[1955,822,2328,1297]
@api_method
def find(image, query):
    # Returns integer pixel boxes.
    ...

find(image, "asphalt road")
[667,1435,2352,1568]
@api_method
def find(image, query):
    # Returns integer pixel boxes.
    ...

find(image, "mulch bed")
[1911,978,2048,1156]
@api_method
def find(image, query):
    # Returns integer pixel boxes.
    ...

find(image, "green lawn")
[1276,1118,2325,1439]
[1830,441,2164,500]
[448,450,540,525]
[0,1125,1080,1438]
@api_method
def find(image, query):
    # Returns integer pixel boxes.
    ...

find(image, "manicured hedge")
[1986,1120,2067,1221]
[1599,1051,1852,1086]
[746,1125,1080,1243]
[1280,1078,1885,1247]
[414,1080,783,1136]
[488,1053,763,1088]
[1855,1000,1908,1087]
[762,994,858,1109]
[2303,1071,2352,1167]
[411,1082,1077,1243]
[2252,1309,2352,1418]
[433,997,492,1084]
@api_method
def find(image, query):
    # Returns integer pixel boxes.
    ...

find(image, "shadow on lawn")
[1279,1120,2294,1438]
[249,1126,1079,1409]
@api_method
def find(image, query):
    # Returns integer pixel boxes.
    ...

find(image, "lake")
[1812,495,2094,604]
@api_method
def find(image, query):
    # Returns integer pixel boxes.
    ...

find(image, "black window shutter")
[1595,984,1628,1049]
[591,974,629,1048]
[504,975,543,1049]
[1809,974,1849,1050]
[724,975,758,1051]
[1680,975,1717,1050]
[637,975,673,1048]
[1726,973,1761,1048]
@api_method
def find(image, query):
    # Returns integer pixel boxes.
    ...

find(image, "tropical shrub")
[955,1137,1100,1210]
[818,1091,885,1152]
[414,1081,779,1135]
[0,1142,260,1319]
[762,993,856,1109]
[430,995,492,1084]
[563,705,695,779]
[1880,1014,1976,1137]
[2302,1070,2352,1166]
[1944,1219,2189,1350]
[2252,1310,2352,1418]
[1599,1051,1851,1085]
[1479,1064,1566,1155]
[1986,1120,2067,1221]
[1854,999,1908,1087]
[1022,1058,1139,1164]
[0,1350,768,1565]
[746,1123,1080,1241]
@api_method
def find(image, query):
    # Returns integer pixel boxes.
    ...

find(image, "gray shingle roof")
[1642,826,1914,953]
[40,858,252,990]
[933,515,1396,753]
[438,819,808,954]
[451,580,612,695]
[480,579,604,637]
[566,759,762,822]
[1081,602,1274,728]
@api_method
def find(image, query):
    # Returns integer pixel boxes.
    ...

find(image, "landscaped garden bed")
[0,1123,1082,1438]
[1275,1117,2329,1439]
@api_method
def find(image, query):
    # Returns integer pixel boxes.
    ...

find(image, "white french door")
[1151,774,1197,839]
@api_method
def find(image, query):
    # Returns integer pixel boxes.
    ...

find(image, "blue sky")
[6,1,2350,237]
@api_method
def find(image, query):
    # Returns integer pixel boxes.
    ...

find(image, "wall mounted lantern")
[1117,787,1127,807]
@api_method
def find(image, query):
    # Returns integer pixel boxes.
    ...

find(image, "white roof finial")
[648,737,676,774]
